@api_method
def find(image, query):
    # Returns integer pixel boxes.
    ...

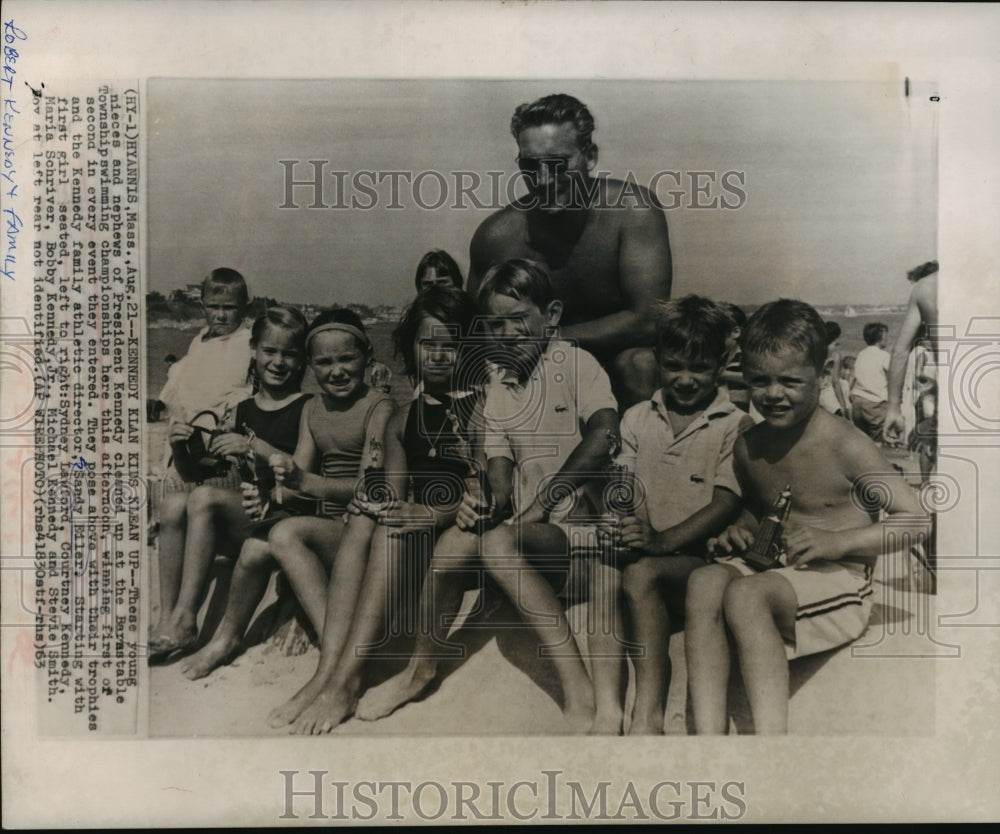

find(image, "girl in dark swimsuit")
[272,286,486,733]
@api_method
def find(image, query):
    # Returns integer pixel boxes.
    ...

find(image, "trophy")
[361,435,392,510]
[742,484,792,571]
[603,430,636,556]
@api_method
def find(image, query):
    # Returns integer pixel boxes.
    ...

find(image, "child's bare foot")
[267,678,324,728]
[591,708,624,736]
[355,660,437,721]
[147,623,198,661]
[627,716,665,735]
[289,687,357,735]
[180,635,241,680]
[560,697,596,735]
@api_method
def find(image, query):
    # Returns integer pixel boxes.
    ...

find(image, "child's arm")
[519,407,620,524]
[620,486,742,555]
[783,433,926,567]
[268,402,320,500]
[706,431,760,556]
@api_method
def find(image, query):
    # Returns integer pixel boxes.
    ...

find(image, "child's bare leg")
[151,491,189,642]
[356,525,481,721]
[268,515,369,730]
[159,486,248,651]
[623,555,705,735]
[267,516,345,633]
[287,514,381,734]
[482,523,595,733]
[181,537,273,680]
[723,573,797,735]
[685,563,740,734]
[586,557,626,735]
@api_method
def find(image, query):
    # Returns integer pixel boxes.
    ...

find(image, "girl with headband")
[251,310,395,715]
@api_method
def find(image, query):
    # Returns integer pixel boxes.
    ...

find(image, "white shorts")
[716,557,875,659]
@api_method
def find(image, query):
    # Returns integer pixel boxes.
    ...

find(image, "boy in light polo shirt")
[355,259,620,734]
[476,259,621,733]
[614,296,753,734]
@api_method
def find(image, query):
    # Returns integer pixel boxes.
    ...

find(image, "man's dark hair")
[824,320,842,346]
[510,93,597,154]
[907,260,939,282]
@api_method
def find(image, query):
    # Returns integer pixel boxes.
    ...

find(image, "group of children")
[151,259,924,736]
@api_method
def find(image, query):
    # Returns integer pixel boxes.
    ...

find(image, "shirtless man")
[467,93,672,407]
[885,261,939,456]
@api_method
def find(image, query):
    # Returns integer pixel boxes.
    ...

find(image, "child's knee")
[622,557,658,600]
[722,578,766,625]
[685,565,729,615]
[238,537,272,569]
[186,485,224,517]
[267,521,302,559]
[159,492,189,525]
[479,527,518,572]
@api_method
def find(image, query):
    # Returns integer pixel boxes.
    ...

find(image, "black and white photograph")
[142,78,939,740]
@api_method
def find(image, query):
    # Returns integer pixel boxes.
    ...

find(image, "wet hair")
[510,93,597,154]
[824,320,842,346]
[719,301,748,332]
[248,305,309,391]
[654,295,733,365]
[863,322,889,346]
[393,285,478,380]
[414,249,464,291]
[201,267,249,307]
[741,299,829,373]
[305,307,372,358]
[476,258,556,313]
[907,260,939,282]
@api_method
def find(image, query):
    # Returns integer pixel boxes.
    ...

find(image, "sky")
[147,78,937,309]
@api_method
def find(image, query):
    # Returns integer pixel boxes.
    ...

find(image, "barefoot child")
[614,296,752,734]
[259,309,394,726]
[685,299,925,735]
[358,259,620,734]
[151,268,256,656]
[277,286,487,733]
[152,306,313,659]
[171,307,314,673]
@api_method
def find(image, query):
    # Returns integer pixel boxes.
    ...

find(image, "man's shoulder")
[599,176,659,205]
[471,205,527,247]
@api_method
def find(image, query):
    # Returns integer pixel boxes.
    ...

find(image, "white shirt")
[851,345,889,403]
[483,341,617,522]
